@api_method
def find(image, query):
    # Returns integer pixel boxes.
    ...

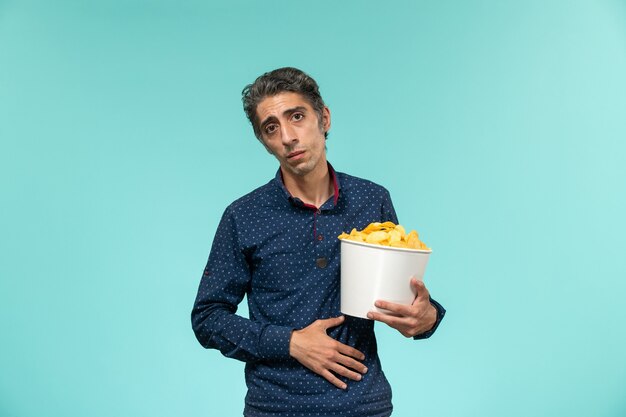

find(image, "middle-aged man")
[192,67,446,417]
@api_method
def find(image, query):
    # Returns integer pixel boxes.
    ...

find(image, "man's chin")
[282,161,313,177]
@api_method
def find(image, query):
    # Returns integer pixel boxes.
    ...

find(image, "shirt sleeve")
[413,297,446,340]
[191,207,294,363]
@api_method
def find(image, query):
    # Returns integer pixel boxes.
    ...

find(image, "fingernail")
[363,367,368,373]
[356,374,362,381]
[341,383,347,390]
[367,313,374,319]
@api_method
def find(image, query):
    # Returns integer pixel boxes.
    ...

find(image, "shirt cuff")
[259,324,294,360]
[413,297,446,340]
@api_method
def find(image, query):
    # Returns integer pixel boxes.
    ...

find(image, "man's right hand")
[289,315,367,390]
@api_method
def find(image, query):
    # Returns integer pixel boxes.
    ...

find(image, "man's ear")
[322,106,331,133]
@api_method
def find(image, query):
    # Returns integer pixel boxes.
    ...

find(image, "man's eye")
[265,124,278,134]
[292,113,304,121]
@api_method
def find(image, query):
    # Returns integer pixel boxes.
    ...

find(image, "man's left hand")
[367,277,437,338]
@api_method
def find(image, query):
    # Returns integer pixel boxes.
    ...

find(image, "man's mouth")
[287,150,305,159]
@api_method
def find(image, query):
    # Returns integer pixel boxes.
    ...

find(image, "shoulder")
[223,179,278,217]
[336,171,391,198]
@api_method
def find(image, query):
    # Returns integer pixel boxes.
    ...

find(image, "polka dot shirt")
[192,164,445,416]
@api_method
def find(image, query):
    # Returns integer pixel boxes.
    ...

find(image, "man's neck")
[281,163,333,209]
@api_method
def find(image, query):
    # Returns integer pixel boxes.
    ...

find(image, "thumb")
[319,315,345,330]
[411,277,430,301]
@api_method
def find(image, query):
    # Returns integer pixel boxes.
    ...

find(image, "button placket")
[313,208,325,268]
[314,209,331,270]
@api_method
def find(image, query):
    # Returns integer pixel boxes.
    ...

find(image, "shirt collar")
[273,162,341,209]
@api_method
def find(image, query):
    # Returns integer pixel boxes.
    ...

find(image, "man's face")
[256,92,331,178]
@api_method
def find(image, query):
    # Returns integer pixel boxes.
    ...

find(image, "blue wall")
[1,1,625,416]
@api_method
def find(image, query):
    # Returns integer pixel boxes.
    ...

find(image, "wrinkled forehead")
[256,92,315,122]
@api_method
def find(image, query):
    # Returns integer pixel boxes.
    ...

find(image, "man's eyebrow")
[283,106,307,117]
[260,106,308,129]
[260,115,278,129]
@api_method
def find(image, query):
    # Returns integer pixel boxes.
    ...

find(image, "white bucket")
[340,239,432,319]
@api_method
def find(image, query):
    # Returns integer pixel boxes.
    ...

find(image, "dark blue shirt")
[192,164,445,416]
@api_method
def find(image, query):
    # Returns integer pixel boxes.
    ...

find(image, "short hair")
[242,67,328,141]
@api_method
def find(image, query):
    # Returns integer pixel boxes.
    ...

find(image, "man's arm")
[191,208,293,363]
[192,208,368,386]
[377,187,446,338]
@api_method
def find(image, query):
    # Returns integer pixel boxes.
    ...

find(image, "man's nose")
[280,123,297,145]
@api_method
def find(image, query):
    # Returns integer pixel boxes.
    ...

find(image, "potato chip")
[388,229,401,244]
[389,240,408,248]
[362,223,381,234]
[349,228,365,242]
[406,230,419,249]
[366,230,388,244]
[338,221,430,250]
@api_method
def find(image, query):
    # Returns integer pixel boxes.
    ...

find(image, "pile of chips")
[338,221,430,250]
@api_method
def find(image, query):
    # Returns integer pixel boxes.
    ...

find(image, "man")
[192,67,445,416]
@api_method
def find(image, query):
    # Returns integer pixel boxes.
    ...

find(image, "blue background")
[1,1,625,416]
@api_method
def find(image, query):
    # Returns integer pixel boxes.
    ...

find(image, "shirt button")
[316,257,328,268]
[317,235,324,241]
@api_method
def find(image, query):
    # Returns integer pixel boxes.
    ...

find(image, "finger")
[321,369,348,390]
[367,310,409,328]
[412,278,430,302]
[335,341,365,361]
[336,352,368,374]
[319,315,345,330]
[374,299,413,317]
[329,362,362,382]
